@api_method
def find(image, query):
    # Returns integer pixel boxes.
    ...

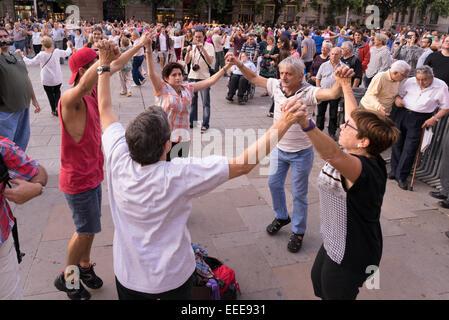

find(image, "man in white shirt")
[225,53,354,253]
[184,29,215,133]
[51,22,66,64]
[390,65,449,190]
[95,38,305,299]
[316,47,346,139]
[212,27,226,73]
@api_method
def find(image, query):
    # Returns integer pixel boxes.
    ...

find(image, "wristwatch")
[97,65,111,75]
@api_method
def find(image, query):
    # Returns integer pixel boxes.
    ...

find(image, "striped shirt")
[0,137,39,247]
[155,83,195,143]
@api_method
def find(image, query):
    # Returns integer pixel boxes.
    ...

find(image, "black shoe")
[54,272,91,300]
[52,111,58,117]
[266,217,291,235]
[189,124,194,129]
[79,263,103,289]
[238,100,246,105]
[429,191,447,200]
[225,96,233,102]
[438,200,449,209]
[287,233,304,253]
[397,180,408,190]
[388,172,396,180]
[445,231,449,239]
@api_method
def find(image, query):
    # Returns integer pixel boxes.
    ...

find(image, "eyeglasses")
[343,120,358,132]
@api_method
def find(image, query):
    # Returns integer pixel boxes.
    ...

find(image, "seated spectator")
[226,52,256,105]
[360,60,411,116]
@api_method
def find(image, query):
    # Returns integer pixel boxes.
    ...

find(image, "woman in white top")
[21,36,73,116]
[31,26,43,56]
[171,31,184,62]
[74,28,87,51]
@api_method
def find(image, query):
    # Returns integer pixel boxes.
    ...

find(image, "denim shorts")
[64,184,102,234]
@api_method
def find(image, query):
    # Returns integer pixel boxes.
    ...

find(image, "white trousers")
[0,236,23,300]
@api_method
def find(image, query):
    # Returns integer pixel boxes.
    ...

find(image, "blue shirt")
[312,36,324,54]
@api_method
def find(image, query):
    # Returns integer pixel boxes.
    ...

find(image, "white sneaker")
[131,83,140,87]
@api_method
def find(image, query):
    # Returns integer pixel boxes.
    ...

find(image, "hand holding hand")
[280,97,309,126]
[97,40,120,65]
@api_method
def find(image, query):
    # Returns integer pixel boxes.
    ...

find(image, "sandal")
[201,126,208,134]
[266,217,291,235]
[287,233,304,253]
[266,112,274,118]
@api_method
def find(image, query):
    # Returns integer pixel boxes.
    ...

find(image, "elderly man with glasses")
[390,65,449,190]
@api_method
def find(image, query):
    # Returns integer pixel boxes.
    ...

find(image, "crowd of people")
[1,14,449,301]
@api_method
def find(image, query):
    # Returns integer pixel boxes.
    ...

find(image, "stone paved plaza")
[11,58,449,300]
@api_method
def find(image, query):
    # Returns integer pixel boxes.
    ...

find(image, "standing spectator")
[307,42,331,86]
[51,22,66,64]
[301,30,316,73]
[0,27,40,152]
[230,27,246,57]
[425,35,449,86]
[390,66,449,190]
[312,30,325,56]
[352,30,370,75]
[340,41,363,87]
[182,28,194,75]
[364,34,392,87]
[316,47,346,139]
[119,37,133,97]
[171,30,184,62]
[31,26,43,56]
[360,61,410,116]
[393,30,424,77]
[12,22,27,52]
[21,36,73,116]
[212,27,226,73]
[74,28,87,51]
[416,37,433,68]
[184,29,215,133]
[259,34,279,99]
[131,31,146,87]
[155,27,170,68]
[0,137,48,300]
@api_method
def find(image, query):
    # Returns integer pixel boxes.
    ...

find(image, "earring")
[357,143,362,148]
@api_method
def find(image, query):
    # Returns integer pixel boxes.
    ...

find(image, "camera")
[192,64,200,72]
[0,40,13,47]
[405,35,412,39]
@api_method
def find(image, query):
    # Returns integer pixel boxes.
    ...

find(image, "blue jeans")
[188,79,211,129]
[0,108,30,151]
[132,56,145,85]
[14,40,25,52]
[268,146,314,235]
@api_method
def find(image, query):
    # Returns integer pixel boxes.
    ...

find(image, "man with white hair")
[212,27,227,73]
[340,41,363,88]
[390,65,449,190]
[225,52,354,253]
[360,60,411,116]
[316,47,346,139]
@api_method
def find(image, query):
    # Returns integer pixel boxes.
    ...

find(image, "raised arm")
[143,34,163,95]
[97,40,120,132]
[315,66,355,102]
[228,99,304,179]
[193,62,232,92]
[225,52,267,89]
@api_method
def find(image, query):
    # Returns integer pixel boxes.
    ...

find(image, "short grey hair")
[390,60,411,75]
[375,33,388,45]
[322,41,332,49]
[341,41,353,51]
[415,65,434,77]
[278,56,305,76]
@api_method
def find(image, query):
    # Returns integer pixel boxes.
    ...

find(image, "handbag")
[198,47,216,76]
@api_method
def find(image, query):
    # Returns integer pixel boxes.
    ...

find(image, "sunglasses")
[343,120,359,132]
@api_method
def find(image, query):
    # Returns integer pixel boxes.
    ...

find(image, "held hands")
[97,40,120,65]
[142,32,153,51]
[333,65,355,87]
[280,97,309,126]
[224,52,240,67]
[378,105,390,117]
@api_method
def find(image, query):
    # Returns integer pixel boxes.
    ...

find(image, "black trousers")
[33,44,42,55]
[316,98,340,136]
[227,74,249,101]
[390,108,432,182]
[43,84,62,113]
[115,273,194,300]
[311,245,367,300]
[304,61,312,74]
